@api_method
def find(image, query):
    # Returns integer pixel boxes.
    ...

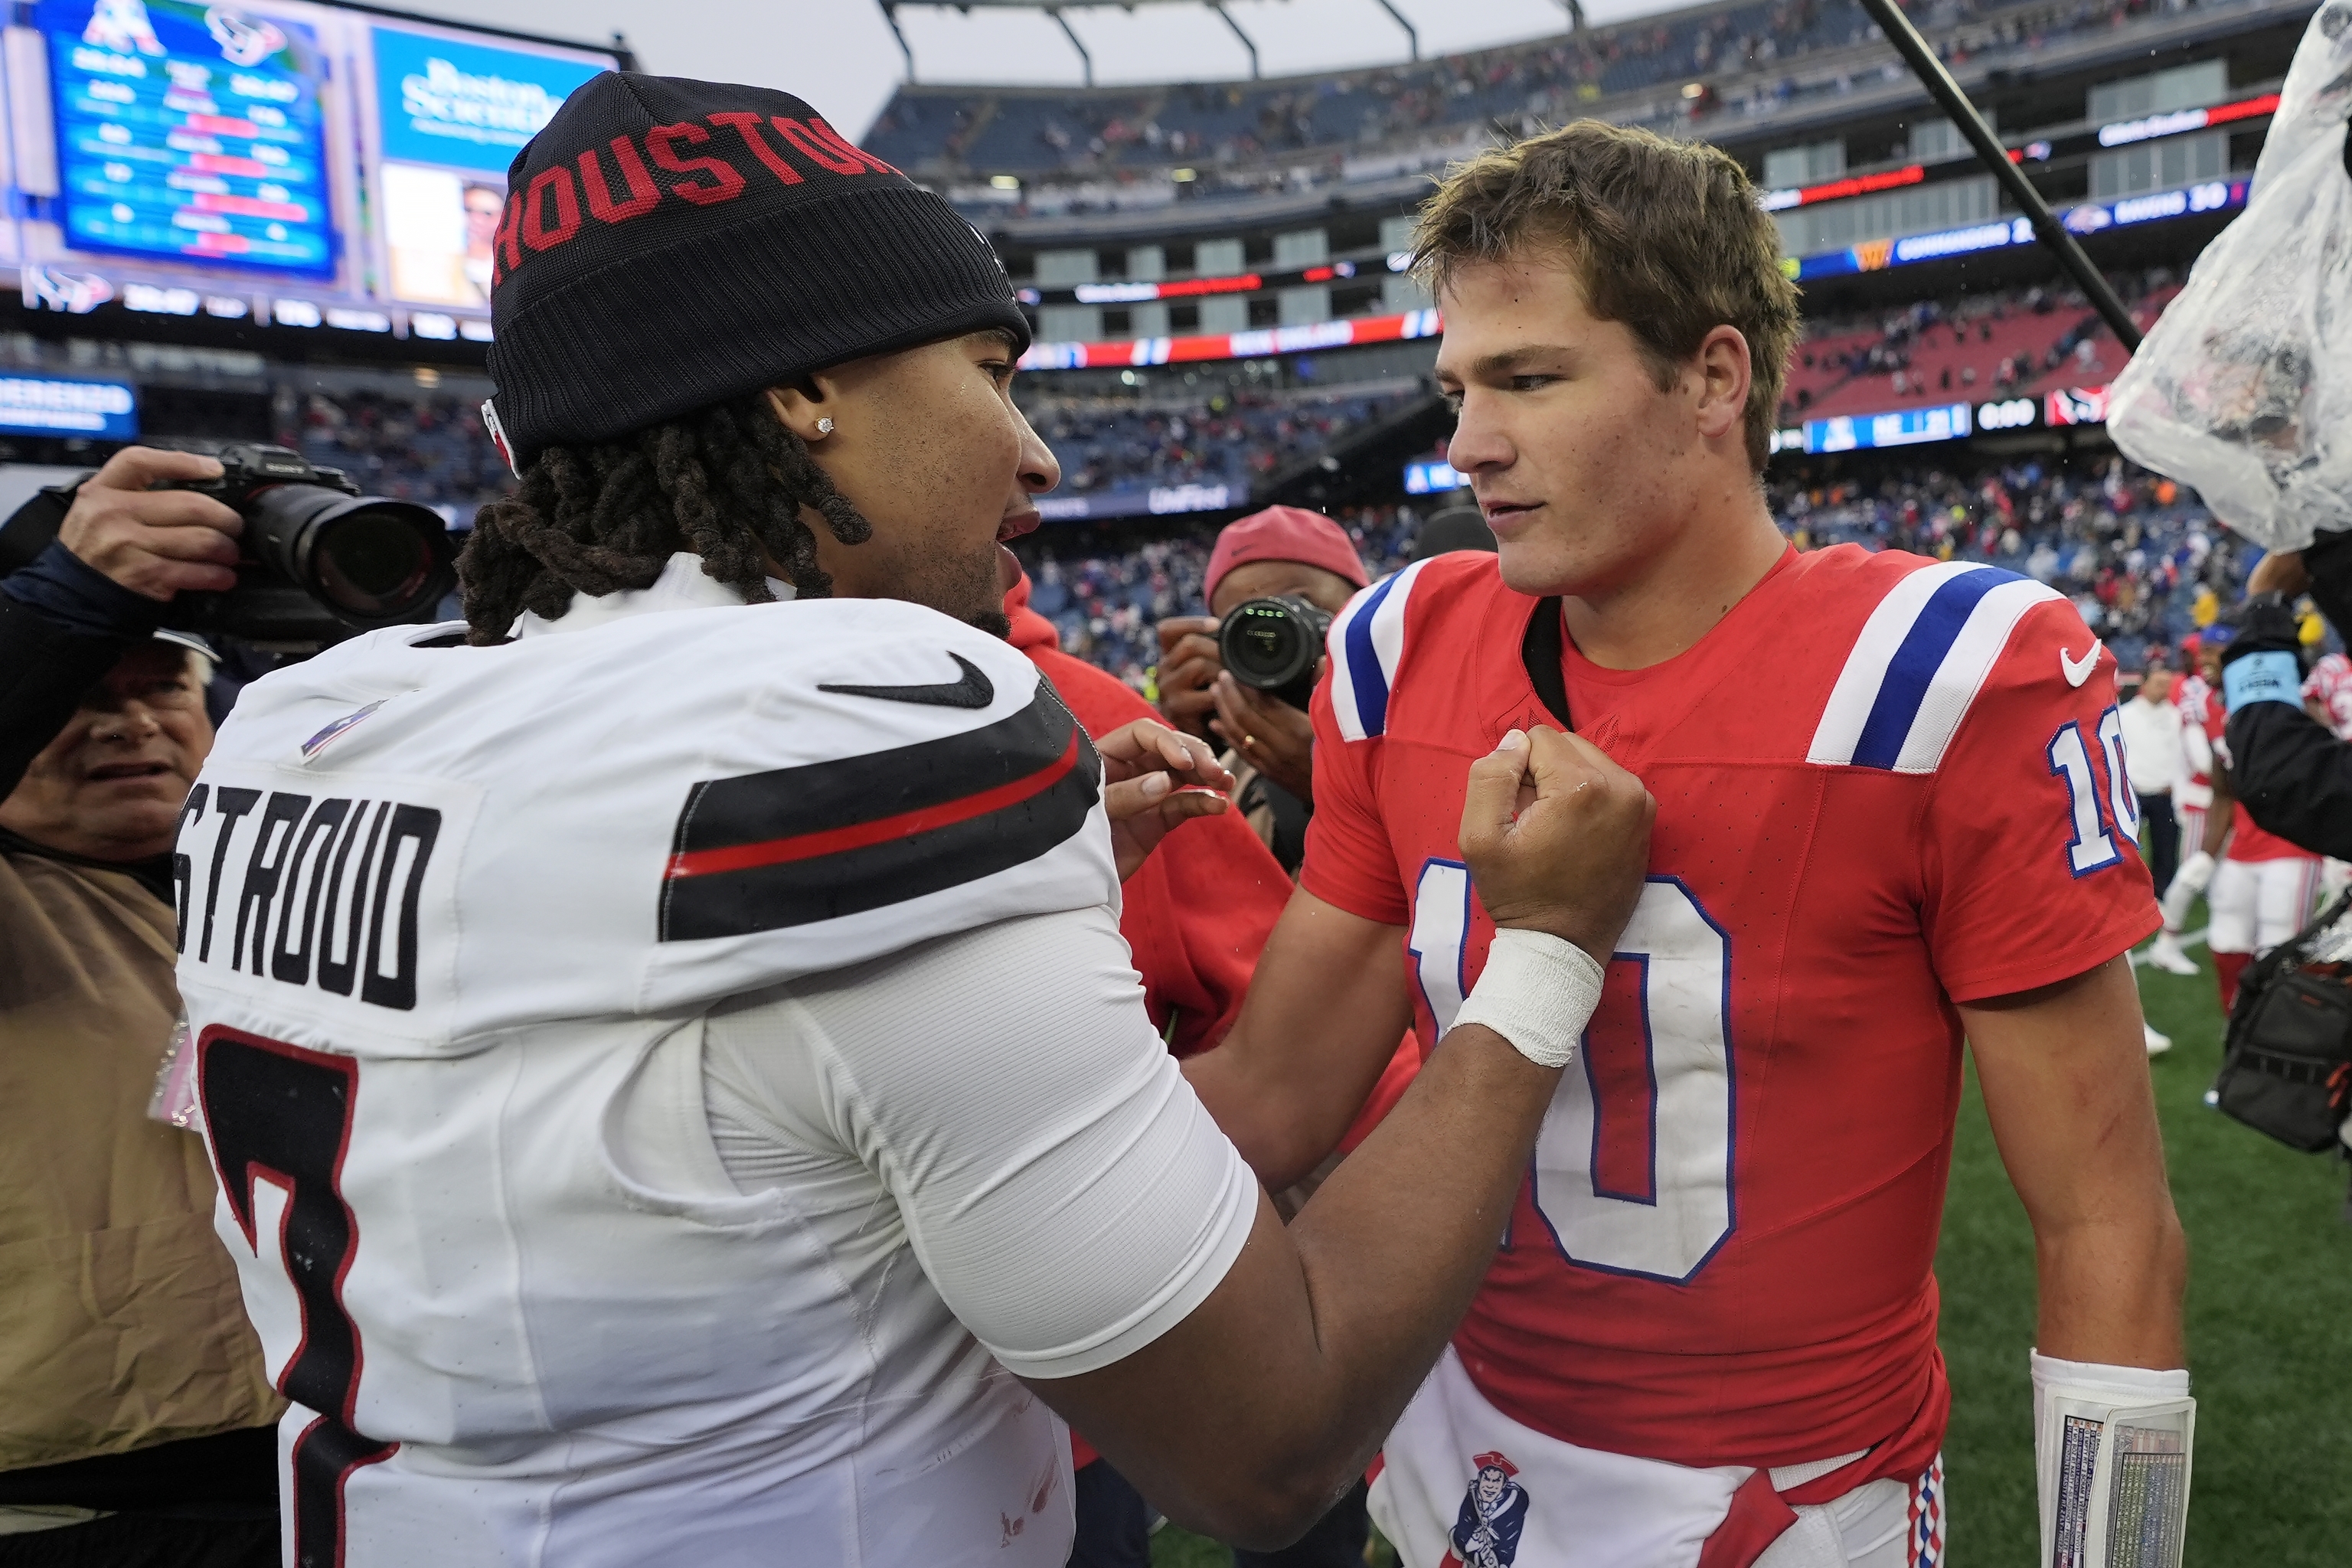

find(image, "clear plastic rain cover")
[2107,3,2352,553]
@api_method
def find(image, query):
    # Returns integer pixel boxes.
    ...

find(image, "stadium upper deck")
[868,0,2314,262]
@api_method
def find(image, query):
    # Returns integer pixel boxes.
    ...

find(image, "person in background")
[2122,665,2184,898]
[2118,665,2184,1054]
[2175,626,2325,1013]
[1155,507,1367,874]
[2207,536,2352,864]
[1008,571,1289,1058]
[2147,639,2218,977]
[1004,570,1292,1568]
[0,449,283,1566]
[1152,511,1416,1566]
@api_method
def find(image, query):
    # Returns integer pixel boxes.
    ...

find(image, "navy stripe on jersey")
[658,686,1099,940]
[1849,567,2016,769]
[1808,560,2061,774]
[1341,570,1405,737]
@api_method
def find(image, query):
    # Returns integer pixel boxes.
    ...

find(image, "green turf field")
[1154,933,2352,1566]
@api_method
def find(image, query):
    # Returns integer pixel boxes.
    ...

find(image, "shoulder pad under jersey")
[1806,558,2067,775]
[175,599,1116,1047]
[1323,557,1452,743]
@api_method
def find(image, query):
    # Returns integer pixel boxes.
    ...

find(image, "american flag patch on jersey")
[1907,1452,1945,1567]
[656,684,1099,940]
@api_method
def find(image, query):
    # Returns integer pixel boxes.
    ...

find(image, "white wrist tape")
[2031,1350,2194,1568]
[1450,928,1604,1069]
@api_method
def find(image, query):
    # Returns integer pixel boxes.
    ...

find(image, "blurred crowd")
[282,389,511,518]
[1022,455,2278,691]
[1021,387,1417,497]
[1783,271,2179,420]
[282,383,2275,697]
[873,0,2243,215]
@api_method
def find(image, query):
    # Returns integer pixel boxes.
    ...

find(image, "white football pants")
[1367,1348,1936,1568]
[2207,855,2324,956]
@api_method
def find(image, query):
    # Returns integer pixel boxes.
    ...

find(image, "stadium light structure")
[1855,0,2142,351]
[874,0,1437,83]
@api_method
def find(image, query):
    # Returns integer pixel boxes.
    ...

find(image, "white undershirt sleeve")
[701,905,1259,1381]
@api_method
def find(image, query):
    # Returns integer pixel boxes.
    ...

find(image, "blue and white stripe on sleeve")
[1325,559,1433,743]
[1808,562,2063,774]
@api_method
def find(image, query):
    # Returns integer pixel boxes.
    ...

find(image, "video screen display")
[6,1,621,341]
[370,24,607,310]
[42,0,334,274]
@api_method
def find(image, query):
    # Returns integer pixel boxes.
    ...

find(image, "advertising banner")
[371,26,606,175]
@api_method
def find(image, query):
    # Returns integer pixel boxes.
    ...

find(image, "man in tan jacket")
[0,449,280,1565]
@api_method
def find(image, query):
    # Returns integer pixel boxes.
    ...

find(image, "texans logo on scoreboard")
[1441,1451,1530,1568]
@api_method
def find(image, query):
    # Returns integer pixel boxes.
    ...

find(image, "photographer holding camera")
[0,448,284,1565]
[1155,508,1368,874]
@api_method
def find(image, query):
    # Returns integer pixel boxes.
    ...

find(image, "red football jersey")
[2194,684,2315,864]
[2305,652,2352,740]
[1303,545,2158,1469]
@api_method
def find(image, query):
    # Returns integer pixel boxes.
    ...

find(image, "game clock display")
[41,0,335,276]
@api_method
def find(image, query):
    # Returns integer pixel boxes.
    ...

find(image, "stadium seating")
[1024,384,1422,498]
[1781,275,2185,423]
[287,390,512,516]
[1020,453,2249,690]
[867,0,2213,199]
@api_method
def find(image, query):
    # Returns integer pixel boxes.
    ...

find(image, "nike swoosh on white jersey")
[2060,639,2103,688]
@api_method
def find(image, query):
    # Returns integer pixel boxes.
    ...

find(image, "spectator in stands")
[0,449,283,1565]
[1155,508,1367,874]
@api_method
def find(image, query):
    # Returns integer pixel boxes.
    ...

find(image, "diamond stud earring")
[816,417,835,435]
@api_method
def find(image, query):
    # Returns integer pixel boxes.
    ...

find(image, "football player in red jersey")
[2175,650,2325,1011]
[1187,122,2189,1568]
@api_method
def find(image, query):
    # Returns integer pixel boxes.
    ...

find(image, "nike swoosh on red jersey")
[2060,639,2103,688]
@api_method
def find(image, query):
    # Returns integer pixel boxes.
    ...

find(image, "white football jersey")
[175,564,1123,1566]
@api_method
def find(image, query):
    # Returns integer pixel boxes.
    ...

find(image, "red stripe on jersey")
[665,730,1083,880]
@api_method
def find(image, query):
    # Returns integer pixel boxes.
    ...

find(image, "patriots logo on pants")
[1442,1451,1530,1568]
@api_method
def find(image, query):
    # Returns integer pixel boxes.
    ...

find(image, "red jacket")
[1005,575,1289,1057]
[1009,577,1419,1475]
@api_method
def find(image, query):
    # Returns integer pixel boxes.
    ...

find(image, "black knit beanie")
[480,73,1029,471]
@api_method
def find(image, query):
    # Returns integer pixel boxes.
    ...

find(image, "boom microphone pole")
[1855,0,2143,351]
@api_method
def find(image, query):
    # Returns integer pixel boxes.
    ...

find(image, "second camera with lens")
[0,443,456,645]
[1217,594,1334,713]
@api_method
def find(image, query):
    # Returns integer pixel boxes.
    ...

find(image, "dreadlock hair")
[457,390,870,645]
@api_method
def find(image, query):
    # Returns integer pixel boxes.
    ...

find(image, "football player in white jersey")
[174,75,1658,1568]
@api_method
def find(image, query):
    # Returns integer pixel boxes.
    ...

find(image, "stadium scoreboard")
[6,1,617,342]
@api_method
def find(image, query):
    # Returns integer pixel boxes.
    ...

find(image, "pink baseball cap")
[1204,506,1369,606]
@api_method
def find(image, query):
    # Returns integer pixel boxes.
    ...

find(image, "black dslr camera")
[0,443,456,645]
[1217,594,1334,713]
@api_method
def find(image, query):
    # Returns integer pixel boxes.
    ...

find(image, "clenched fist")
[1458,726,1654,963]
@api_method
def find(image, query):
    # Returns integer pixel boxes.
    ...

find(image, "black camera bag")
[2210,892,2352,1153]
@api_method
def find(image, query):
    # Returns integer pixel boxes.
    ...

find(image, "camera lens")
[1217,595,1333,713]
[1224,600,1313,688]
[244,486,456,626]
[312,504,445,618]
